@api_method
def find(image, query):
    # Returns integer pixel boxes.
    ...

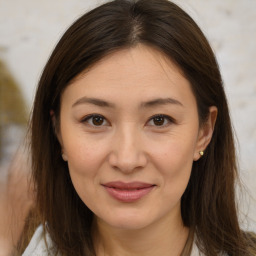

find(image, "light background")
[0,0,255,231]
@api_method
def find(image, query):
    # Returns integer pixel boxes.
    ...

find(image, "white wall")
[0,0,255,231]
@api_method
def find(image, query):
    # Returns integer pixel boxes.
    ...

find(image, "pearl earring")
[199,151,204,156]
[62,153,68,161]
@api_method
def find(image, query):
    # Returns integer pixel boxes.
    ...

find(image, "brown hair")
[18,0,256,255]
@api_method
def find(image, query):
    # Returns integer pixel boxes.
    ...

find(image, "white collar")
[22,225,56,256]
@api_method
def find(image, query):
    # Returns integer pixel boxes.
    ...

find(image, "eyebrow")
[72,97,115,108]
[140,98,183,108]
[72,97,183,108]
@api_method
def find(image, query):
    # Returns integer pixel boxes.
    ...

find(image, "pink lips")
[103,181,155,202]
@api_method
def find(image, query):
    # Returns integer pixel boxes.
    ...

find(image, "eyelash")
[81,114,108,127]
[81,114,175,128]
[147,114,175,127]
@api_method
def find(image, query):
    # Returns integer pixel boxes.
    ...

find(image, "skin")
[57,44,217,256]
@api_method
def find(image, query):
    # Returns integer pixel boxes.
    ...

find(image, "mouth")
[102,181,156,202]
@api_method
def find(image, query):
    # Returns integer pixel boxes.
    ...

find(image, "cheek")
[148,134,196,195]
[149,133,197,171]
[61,121,111,171]
[65,138,107,177]
[65,138,109,207]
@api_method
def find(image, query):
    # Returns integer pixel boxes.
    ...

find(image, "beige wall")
[0,0,255,231]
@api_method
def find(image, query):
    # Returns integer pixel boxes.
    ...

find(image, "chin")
[109,218,152,231]
[96,208,156,231]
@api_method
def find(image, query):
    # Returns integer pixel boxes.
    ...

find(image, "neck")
[92,208,189,256]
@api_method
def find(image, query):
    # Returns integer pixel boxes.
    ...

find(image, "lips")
[102,181,155,202]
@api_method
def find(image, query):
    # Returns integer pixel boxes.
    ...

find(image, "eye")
[147,114,174,127]
[81,114,109,127]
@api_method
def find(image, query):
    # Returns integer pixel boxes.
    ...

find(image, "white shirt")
[23,225,203,256]
[22,225,56,256]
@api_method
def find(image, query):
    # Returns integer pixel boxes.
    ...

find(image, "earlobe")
[51,110,63,145]
[51,110,68,161]
[193,106,218,161]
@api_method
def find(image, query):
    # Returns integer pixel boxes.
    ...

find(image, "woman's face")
[58,45,214,231]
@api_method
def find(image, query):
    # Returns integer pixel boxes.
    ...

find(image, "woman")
[17,0,256,255]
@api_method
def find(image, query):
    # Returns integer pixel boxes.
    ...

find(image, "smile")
[102,181,156,203]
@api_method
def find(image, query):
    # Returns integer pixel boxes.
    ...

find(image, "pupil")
[153,116,164,126]
[93,116,104,125]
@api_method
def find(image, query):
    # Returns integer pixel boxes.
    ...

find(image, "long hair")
[18,0,256,255]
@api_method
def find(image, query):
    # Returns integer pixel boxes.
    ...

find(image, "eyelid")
[80,113,175,128]
[81,114,110,127]
[146,114,176,127]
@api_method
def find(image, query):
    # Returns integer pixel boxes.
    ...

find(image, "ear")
[193,106,218,161]
[50,110,68,161]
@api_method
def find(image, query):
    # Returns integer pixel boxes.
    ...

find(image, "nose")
[108,125,147,173]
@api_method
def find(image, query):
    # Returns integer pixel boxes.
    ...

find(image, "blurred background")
[0,0,255,253]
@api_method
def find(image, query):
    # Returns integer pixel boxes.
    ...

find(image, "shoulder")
[22,225,59,256]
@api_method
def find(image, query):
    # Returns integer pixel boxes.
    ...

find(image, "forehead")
[73,45,184,87]
[62,44,196,109]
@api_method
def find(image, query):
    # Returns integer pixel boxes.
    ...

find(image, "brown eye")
[82,114,108,127]
[92,116,104,126]
[153,116,165,126]
[147,114,174,127]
